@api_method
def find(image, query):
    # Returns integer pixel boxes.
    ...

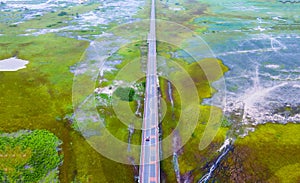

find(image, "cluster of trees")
[0,130,63,182]
[114,87,136,102]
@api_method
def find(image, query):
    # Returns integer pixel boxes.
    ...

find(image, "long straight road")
[139,0,160,182]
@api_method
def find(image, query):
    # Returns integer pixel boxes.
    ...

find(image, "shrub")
[57,11,67,16]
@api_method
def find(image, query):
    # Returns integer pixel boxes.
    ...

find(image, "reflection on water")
[0,57,29,71]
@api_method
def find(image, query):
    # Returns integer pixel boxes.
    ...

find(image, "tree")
[114,87,135,102]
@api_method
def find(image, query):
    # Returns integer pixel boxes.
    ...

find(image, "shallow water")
[195,2,300,176]
[210,34,300,125]
[197,0,300,127]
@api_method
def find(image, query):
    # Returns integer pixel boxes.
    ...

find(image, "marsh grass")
[0,3,100,35]
[95,41,147,148]
[0,34,135,182]
[156,41,229,181]
[215,123,300,182]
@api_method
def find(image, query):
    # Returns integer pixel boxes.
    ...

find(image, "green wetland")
[0,0,300,182]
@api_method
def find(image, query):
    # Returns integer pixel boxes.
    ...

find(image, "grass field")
[2,0,298,182]
[0,34,135,182]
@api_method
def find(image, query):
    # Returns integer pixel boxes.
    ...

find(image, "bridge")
[138,0,160,182]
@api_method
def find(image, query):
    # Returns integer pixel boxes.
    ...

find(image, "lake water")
[0,57,29,71]
[196,0,300,129]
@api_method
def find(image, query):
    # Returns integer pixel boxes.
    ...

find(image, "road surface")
[138,0,160,182]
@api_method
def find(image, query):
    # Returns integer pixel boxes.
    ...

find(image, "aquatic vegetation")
[0,34,135,182]
[156,0,208,29]
[1,0,298,182]
[156,41,229,181]
[0,3,101,35]
[0,34,89,119]
[215,123,300,182]
[93,41,147,147]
